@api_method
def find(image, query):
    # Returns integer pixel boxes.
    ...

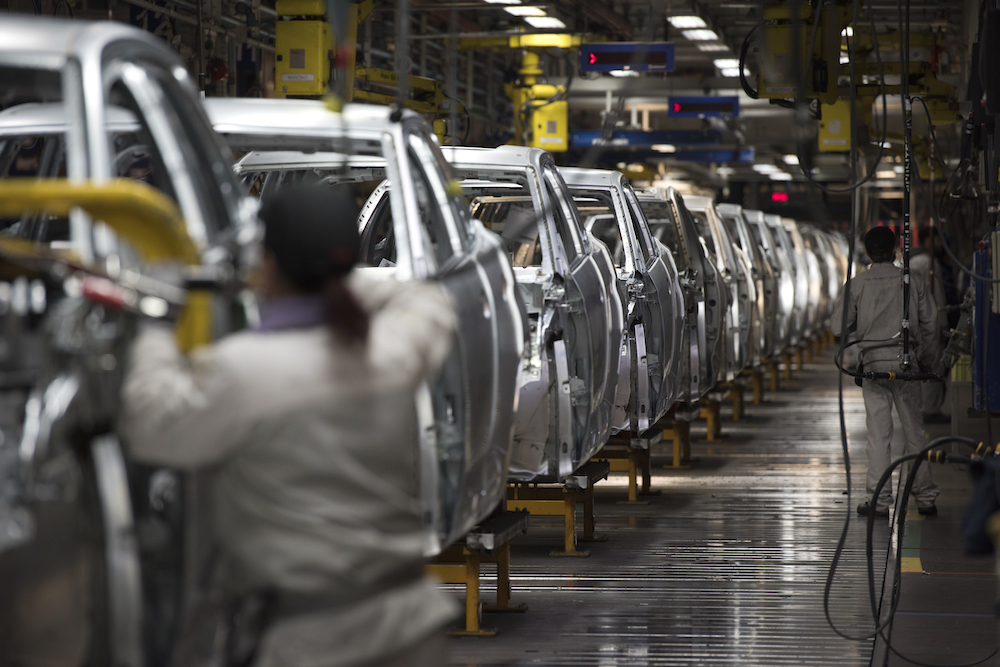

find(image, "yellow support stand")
[699,399,721,441]
[662,420,691,468]
[751,369,765,405]
[827,330,836,348]
[783,353,793,380]
[726,384,745,421]
[805,342,813,364]
[793,349,803,372]
[427,547,496,637]
[769,361,781,392]
[600,447,652,505]
[507,473,609,556]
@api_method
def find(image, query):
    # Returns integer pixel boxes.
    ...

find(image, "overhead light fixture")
[840,53,850,64]
[697,43,729,52]
[668,15,707,29]
[716,166,735,176]
[753,164,779,173]
[485,0,521,3]
[876,170,896,179]
[842,27,853,37]
[894,165,904,173]
[770,172,792,181]
[652,144,676,153]
[720,67,749,78]
[714,58,739,69]
[682,29,719,41]
[524,15,565,27]
[783,154,799,165]
[505,5,545,16]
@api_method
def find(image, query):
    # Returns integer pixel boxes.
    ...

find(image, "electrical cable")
[738,24,759,100]
[863,437,1000,667]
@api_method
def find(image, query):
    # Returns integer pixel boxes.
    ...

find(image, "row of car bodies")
[0,17,849,667]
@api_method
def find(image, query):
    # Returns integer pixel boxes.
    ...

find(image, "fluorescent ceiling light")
[842,27,853,37]
[840,53,850,64]
[524,15,564,27]
[783,154,799,165]
[668,15,706,29]
[682,29,719,41]
[894,165,904,173]
[608,69,640,77]
[720,67,749,78]
[505,5,545,16]
[652,144,676,153]
[697,43,729,52]
[753,164,779,173]
[716,166,735,176]
[876,170,896,179]
[714,58,739,69]
[770,172,792,181]
[485,0,521,3]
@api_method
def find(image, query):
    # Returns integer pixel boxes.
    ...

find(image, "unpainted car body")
[743,209,796,357]
[562,167,685,433]
[636,187,726,402]
[766,214,809,348]
[203,97,526,554]
[782,217,823,340]
[684,195,756,377]
[441,146,623,480]
[0,17,255,667]
[716,203,772,367]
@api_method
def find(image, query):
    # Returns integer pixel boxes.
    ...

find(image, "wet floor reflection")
[449,356,885,666]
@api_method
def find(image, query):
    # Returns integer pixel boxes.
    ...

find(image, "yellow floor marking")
[901,556,923,573]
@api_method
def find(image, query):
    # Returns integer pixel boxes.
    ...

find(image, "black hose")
[739,25,759,100]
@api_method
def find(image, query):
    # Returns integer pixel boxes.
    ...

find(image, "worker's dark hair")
[259,184,369,344]
[864,226,897,264]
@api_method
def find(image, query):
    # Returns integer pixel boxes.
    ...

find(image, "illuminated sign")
[668,96,740,118]
[771,192,790,203]
[579,43,674,73]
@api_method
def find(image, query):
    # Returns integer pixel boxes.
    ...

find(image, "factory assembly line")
[0,1,998,665]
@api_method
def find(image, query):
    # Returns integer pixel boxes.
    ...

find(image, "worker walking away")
[831,226,940,518]
[910,225,957,423]
[121,185,458,667]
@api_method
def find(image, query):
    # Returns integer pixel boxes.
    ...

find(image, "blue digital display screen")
[579,43,675,73]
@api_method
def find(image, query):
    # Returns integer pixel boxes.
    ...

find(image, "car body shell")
[636,187,726,402]
[439,145,623,480]
[684,195,756,377]
[202,97,526,554]
[716,203,773,367]
[561,167,685,432]
[0,17,255,667]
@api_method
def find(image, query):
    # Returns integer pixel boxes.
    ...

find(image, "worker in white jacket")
[121,185,458,667]
[831,226,940,517]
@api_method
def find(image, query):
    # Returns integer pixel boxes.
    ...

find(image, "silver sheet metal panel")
[450,355,890,666]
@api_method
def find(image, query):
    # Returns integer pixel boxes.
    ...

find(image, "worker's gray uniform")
[831,262,940,511]
[121,273,458,667]
[910,250,947,414]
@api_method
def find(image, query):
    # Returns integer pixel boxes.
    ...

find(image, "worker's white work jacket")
[830,262,938,372]
[121,273,458,666]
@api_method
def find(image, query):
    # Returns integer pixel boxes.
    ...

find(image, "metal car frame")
[716,203,774,367]
[0,17,256,667]
[439,145,622,481]
[636,187,726,402]
[203,97,526,555]
[684,195,756,378]
[766,214,809,348]
[562,167,685,432]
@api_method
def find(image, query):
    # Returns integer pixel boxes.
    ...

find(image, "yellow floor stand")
[726,383,745,421]
[662,418,692,468]
[599,446,653,505]
[427,510,530,637]
[699,399,721,441]
[783,353,793,380]
[769,361,781,392]
[507,460,610,557]
[751,369,765,405]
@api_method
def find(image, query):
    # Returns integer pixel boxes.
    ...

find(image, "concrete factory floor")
[445,348,999,666]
